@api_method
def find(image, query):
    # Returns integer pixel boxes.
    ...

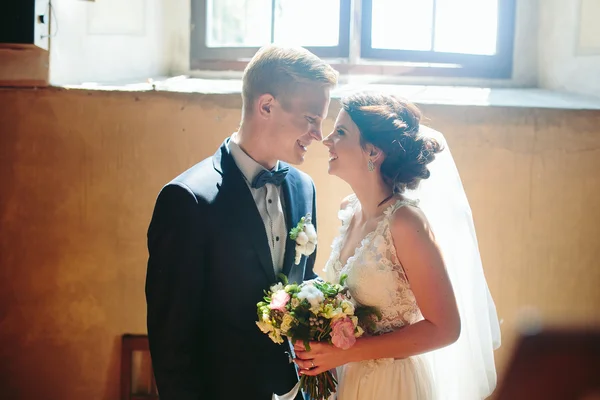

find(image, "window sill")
[59,76,600,110]
[190,58,504,79]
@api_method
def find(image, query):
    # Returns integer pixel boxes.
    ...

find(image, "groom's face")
[268,84,331,165]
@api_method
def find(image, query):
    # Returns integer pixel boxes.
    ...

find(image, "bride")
[293,92,501,399]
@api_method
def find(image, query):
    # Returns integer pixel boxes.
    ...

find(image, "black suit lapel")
[213,142,276,283]
[281,167,305,277]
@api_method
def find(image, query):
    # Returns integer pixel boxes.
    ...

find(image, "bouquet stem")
[300,371,337,400]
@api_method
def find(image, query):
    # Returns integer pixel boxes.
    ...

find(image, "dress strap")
[338,194,358,227]
[383,198,420,220]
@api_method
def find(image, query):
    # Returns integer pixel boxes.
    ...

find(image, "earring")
[368,159,374,172]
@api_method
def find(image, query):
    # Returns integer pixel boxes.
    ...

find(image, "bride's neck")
[350,175,394,220]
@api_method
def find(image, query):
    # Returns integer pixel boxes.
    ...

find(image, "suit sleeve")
[304,182,319,281]
[145,183,206,400]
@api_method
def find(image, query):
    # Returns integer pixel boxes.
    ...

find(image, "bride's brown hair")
[341,92,442,193]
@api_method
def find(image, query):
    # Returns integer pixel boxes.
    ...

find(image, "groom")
[145,45,338,400]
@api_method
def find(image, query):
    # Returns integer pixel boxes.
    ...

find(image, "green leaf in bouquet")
[290,311,307,325]
[339,273,348,286]
[285,283,300,294]
[355,305,381,319]
[354,304,382,332]
[294,298,310,312]
[313,281,339,297]
[277,273,289,285]
[262,287,273,300]
[293,323,311,340]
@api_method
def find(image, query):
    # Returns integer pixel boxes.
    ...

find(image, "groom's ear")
[257,94,275,119]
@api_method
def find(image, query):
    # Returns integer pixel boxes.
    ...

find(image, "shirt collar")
[228,134,280,184]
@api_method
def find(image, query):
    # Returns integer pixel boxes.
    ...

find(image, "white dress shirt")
[228,137,287,275]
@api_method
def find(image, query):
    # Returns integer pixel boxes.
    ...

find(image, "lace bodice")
[324,195,424,335]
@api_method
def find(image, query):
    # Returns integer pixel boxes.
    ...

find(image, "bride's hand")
[293,340,351,376]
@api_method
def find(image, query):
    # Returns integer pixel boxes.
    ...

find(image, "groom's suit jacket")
[146,139,318,400]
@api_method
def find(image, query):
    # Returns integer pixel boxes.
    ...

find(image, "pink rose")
[331,317,356,350]
[269,290,290,312]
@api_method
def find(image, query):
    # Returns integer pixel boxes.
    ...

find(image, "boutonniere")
[289,213,317,265]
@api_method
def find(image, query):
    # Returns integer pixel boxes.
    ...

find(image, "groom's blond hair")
[242,44,338,116]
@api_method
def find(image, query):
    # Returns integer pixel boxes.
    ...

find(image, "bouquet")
[256,274,380,400]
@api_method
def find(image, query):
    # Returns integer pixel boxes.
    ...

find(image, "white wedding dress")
[322,127,501,400]
[324,194,437,400]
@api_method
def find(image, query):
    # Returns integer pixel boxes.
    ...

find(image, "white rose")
[296,231,309,245]
[341,299,355,315]
[270,282,284,292]
[304,241,316,255]
[296,243,307,255]
[304,224,317,242]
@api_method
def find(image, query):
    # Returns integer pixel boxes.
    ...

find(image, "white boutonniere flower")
[289,213,317,265]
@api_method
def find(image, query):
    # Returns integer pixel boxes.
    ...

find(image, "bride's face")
[323,110,370,180]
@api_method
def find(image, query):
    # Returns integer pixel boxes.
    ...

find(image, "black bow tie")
[251,167,289,189]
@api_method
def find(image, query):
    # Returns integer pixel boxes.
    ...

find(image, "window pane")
[371,0,434,51]
[206,0,272,47]
[433,0,498,55]
[274,0,340,46]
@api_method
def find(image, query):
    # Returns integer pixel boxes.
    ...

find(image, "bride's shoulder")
[339,194,356,210]
[388,202,432,241]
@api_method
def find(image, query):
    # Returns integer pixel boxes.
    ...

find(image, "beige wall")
[1,88,600,399]
[49,0,169,85]
[538,0,600,97]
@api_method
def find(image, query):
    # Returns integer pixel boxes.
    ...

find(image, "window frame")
[189,0,517,79]
[360,0,517,78]
[190,0,351,65]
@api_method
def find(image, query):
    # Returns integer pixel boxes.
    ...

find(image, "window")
[191,0,351,61]
[361,0,516,78]
[190,0,516,79]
